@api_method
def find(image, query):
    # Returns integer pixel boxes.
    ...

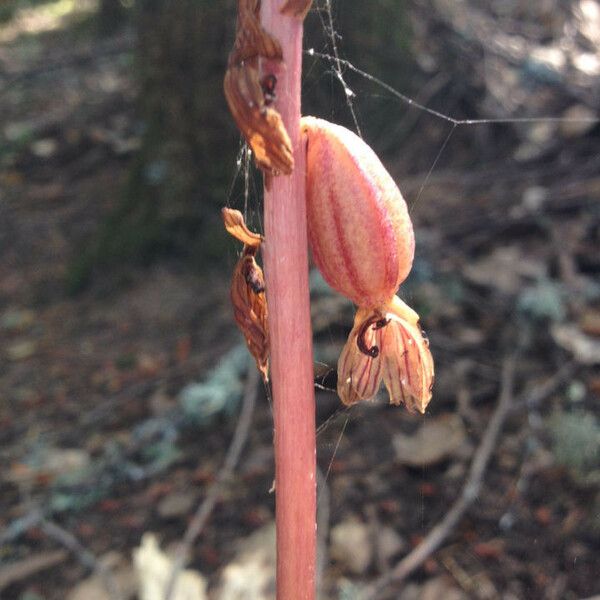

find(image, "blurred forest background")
[0,0,599,599]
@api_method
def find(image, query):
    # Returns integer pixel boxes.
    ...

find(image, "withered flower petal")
[337,297,434,414]
[224,0,294,176]
[231,254,269,381]
[381,296,434,414]
[230,0,282,65]
[222,206,262,248]
[222,208,269,381]
[337,308,386,405]
[280,0,313,19]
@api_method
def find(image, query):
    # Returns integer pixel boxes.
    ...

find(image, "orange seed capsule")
[301,116,414,309]
[301,117,434,412]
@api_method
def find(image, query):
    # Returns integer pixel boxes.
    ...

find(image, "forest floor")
[0,2,599,600]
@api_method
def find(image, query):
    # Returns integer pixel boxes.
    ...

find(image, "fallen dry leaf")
[133,533,208,600]
[217,522,276,600]
[552,323,600,364]
[392,414,467,467]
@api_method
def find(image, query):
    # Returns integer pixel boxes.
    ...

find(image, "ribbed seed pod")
[301,116,414,309]
[301,117,434,413]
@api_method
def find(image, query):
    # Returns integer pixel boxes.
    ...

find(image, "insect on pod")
[301,116,434,413]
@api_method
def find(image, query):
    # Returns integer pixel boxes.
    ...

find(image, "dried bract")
[223,204,263,248]
[229,0,281,65]
[224,0,293,176]
[281,0,313,19]
[302,117,434,412]
[222,208,269,381]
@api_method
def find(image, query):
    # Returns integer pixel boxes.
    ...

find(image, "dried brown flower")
[222,208,269,381]
[223,204,263,247]
[224,0,293,176]
[337,298,434,414]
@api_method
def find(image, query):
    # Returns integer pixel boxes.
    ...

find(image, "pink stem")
[260,3,316,599]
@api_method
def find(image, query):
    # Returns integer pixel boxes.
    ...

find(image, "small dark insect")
[261,74,277,106]
[243,259,266,294]
[357,315,390,358]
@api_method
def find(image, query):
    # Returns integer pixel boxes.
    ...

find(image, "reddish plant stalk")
[260,3,316,599]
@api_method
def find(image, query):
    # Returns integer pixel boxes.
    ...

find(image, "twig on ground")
[40,519,124,600]
[0,509,43,547]
[509,361,575,416]
[361,352,518,599]
[0,549,68,591]
[164,366,259,600]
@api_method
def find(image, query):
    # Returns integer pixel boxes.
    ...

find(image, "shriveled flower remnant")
[223,0,293,176]
[302,117,434,413]
[222,208,269,382]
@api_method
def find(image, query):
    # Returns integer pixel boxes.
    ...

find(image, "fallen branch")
[0,509,43,547]
[361,352,518,599]
[509,361,576,416]
[164,366,259,600]
[0,549,67,592]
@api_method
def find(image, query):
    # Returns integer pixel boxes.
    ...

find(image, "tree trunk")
[98,0,125,33]
[68,1,239,292]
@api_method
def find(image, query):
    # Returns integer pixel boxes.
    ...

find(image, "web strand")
[243,145,251,217]
[305,47,599,214]
[412,123,456,211]
[306,49,600,128]
[225,142,249,211]
[318,414,349,499]
[317,1,363,137]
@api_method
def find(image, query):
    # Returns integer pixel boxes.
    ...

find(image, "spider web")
[306,10,600,593]
[225,0,599,407]
[225,0,600,525]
